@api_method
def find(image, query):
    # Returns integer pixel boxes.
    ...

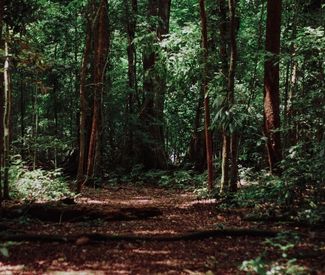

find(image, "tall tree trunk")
[0,0,4,201]
[86,0,109,180]
[124,0,137,167]
[139,0,170,170]
[156,0,171,144]
[263,0,282,174]
[228,0,238,192]
[218,0,230,193]
[199,0,214,190]
[3,29,11,199]
[76,10,93,193]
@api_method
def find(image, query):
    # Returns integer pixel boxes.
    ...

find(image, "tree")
[77,0,110,192]
[76,3,93,193]
[138,0,171,170]
[123,0,138,168]
[199,0,213,190]
[218,0,238,193]
[228,0,238,192]
[263,0,282,174]
[218,0,230,193]
[3,26,12,199]
[0,0,4,201]
[85,0,109,180]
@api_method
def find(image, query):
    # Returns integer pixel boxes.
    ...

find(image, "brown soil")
[0,184,324,274]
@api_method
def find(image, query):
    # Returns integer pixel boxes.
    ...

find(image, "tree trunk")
[76,7,94,193]
[199,0,214,190]
[3,29,11,199]
[228,0,238,192]
[220,134,230,193]
[263,0,282,174]
[124,0,137,167]
[0,0,4,201]
[139,0,170,170]
[86,0,109,181]
[218,0,230,192]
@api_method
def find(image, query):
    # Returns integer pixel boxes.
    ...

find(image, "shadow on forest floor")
[0,184,324,274]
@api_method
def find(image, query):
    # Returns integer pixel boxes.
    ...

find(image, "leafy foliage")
[9,156,73,201]
[240,233,308,275]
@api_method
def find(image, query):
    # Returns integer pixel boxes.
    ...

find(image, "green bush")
[9,156,73,201]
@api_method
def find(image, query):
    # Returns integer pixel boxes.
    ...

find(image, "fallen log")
[0,228,281,244]
[1,204,162,223]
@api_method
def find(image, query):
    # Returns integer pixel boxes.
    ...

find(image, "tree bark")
[77,0,105,192]
[76,22,91,192]
[199,0,214,190]
[139,0,170,170]
[86,0,109,181]
[124,0,138,167]
[218,0,230,192]
[3,28,11,199]
[228,0,238,192]
[263,0,282,174]
[220,134,230,193]
[0,0,4,201]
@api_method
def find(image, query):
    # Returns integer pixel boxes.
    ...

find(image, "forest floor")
[0,184,324,274]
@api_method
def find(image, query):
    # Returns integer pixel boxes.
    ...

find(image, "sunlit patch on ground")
[180,199,217,209]
[77,198,111,205]
[0,263,25,273]
[132,229,178,235]
[132,248,170,255]
[46,270,106,275]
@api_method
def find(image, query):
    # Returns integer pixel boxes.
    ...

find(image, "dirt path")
[0,185,324,274]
